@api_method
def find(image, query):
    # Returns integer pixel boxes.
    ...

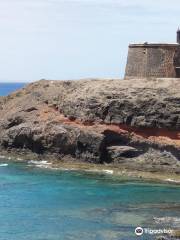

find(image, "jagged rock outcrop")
[0,78,179,173]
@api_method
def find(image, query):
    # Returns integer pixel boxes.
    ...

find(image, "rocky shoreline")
[1,150,180,185]
[0,78,179,181]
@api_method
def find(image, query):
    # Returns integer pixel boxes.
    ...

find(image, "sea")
[0,83,180,240]
[0,82,26,96]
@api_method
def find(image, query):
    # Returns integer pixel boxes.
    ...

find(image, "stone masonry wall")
[125,44,180,78]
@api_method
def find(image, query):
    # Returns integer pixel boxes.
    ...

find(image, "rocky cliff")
[0,78,179,173]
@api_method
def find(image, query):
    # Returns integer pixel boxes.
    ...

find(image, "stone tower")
[125,30,180,78]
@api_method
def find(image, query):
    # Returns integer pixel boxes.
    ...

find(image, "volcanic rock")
[0,78,179,173]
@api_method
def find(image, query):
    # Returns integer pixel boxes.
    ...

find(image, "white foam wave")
[102,170,114,174]
[28,160,52,169]
[85,169,114,175]
[28,160,115,174]
[166,178,180,183]
[0,163,8,167]
[28,160,52,165]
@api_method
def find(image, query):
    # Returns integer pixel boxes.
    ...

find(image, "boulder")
[107,145,141,162]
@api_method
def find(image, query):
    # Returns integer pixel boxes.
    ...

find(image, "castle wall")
[125,44,180,78]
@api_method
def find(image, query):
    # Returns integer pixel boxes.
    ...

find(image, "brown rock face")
[0,78,179,173]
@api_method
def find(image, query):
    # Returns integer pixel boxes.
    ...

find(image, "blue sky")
[0,0,179,82]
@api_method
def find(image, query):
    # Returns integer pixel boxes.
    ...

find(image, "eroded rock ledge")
[0,78,179,173]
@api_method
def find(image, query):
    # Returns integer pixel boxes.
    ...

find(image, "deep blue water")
[0,82,26,96]
[0,161,179,240]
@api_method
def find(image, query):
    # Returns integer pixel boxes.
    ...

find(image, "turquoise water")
[0,83,26,96]
[0,162,179,240]
[0,84,180,239]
